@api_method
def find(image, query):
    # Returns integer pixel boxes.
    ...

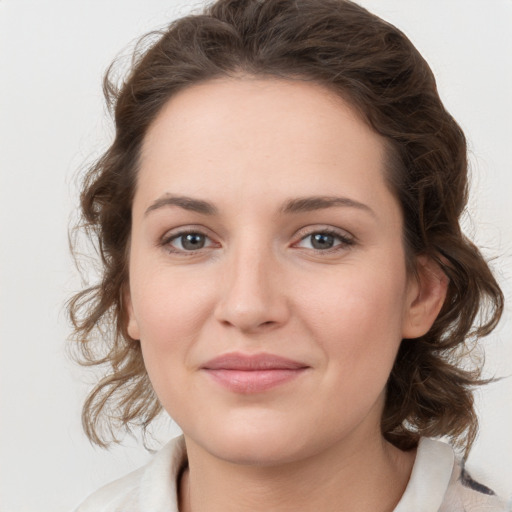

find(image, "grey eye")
[310,233,335,250]
[173,233,207,251]
[295,230,354,252]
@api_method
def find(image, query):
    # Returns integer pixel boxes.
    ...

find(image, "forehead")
[137,77,391,214]
[142,76,377,158]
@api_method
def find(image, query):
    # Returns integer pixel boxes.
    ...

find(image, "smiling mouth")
[201,352,310,394]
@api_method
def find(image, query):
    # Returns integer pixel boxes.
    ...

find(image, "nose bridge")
[215,232,288,331]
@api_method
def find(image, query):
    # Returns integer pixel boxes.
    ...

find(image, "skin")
[126,77,448,512]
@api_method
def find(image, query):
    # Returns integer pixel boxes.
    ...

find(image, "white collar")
[393,437,455,512]
[136,436,455,512]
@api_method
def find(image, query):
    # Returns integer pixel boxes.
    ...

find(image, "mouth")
[201,352,310,394]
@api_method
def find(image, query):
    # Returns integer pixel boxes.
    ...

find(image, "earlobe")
[402,255,449,339]
[123,285,141,340]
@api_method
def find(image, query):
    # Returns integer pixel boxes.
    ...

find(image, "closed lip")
[200,352,310,393]
[201,352,309,371]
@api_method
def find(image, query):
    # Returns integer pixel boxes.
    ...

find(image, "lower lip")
[203,368,307,393]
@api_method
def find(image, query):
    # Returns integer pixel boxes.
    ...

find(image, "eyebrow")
[281,196,375,217]
[145,194,218,216]
[145,194,375,217]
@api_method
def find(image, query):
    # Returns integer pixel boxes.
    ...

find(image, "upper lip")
[202,352,309,371]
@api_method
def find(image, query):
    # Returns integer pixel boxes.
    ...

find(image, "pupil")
[312,233,334,249]
[182,233,205,250]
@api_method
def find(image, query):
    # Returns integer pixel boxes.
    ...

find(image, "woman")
[70,0,506,510]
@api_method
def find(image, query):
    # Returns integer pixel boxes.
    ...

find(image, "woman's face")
[126,78,435,464]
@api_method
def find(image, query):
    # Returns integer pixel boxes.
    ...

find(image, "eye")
[294,229,354,251]
[163,231,217,253]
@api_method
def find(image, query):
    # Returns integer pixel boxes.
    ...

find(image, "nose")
[214,243,290,334]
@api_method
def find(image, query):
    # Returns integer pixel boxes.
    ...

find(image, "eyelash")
[160,226,355,255]
[293,228,355,253]
[160,228,218,255]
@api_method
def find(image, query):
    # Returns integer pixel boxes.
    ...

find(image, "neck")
[178,431,416,512]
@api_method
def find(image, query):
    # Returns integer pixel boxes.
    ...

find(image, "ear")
[123,284,141,340]
[402,255,449,339]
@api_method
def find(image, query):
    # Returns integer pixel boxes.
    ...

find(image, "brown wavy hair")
[68,0,504,453]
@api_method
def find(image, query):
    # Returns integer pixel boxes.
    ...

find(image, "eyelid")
[158,224,355,254]
[291,225,356,251]
[293,224,355,240]
[159,225,220,253]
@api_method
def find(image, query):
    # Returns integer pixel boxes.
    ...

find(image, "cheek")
[129,266,218,396]
[131,277,211,418]
[131,264,214,340]
[301,261,408,377]
[304,260,407,330]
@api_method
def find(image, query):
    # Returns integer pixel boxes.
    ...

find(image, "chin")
[208,435,304,466]
[184,415,331,467]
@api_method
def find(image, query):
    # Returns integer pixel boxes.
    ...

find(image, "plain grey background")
[1,1,511,510]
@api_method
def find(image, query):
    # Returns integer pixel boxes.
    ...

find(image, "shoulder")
[395,438,508,512]
[74,435,187,512]
[73,466,145,512]
[441,460,508,512]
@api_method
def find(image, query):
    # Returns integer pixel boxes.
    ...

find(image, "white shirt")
[75,436,507,512]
